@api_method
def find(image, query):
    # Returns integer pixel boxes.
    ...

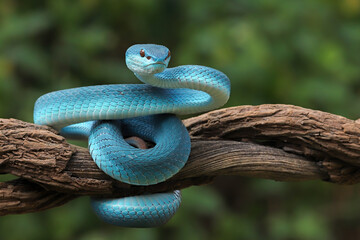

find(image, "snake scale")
[33,44,231,227]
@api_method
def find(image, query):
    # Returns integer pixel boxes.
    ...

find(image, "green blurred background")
[1,0,360,239]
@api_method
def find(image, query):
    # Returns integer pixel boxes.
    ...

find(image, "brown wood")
[1,104,360,215]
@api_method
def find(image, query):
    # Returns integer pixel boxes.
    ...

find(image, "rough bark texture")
[1,104,360,215]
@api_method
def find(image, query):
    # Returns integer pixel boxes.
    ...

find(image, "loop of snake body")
[33,44,231,227]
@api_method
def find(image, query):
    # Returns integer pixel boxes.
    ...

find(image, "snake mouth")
[145,62,166,67]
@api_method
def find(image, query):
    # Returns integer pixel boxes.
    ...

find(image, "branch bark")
[1,104,360,215]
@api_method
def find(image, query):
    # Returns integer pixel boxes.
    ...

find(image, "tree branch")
[1,104,360,215]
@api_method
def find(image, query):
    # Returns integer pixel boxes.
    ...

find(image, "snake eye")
[140,49,145,57]
[165,50,171,60]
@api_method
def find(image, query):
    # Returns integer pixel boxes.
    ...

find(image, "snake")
[33,44,231,227]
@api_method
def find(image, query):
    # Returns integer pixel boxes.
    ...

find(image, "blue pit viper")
[33,44,231,227]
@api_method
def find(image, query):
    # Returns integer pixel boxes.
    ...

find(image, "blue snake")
[33,44,231,227]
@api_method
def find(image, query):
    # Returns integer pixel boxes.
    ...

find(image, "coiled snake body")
[34,44,230,227]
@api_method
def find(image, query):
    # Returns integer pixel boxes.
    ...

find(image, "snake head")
[125,44,171,75]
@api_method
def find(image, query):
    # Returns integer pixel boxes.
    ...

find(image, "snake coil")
[34,44,231,227]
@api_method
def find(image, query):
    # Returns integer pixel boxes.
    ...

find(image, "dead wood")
[1,104,360,215]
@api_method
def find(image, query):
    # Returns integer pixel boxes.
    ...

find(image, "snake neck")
[135,65,231,111]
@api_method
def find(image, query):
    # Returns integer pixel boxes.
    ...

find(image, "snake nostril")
[146,56,151,60]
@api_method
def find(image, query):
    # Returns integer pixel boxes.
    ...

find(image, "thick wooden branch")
[1,104,360,215]
[0,179,75,215]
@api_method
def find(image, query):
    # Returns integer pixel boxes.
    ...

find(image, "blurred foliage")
[0,0,360,239]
